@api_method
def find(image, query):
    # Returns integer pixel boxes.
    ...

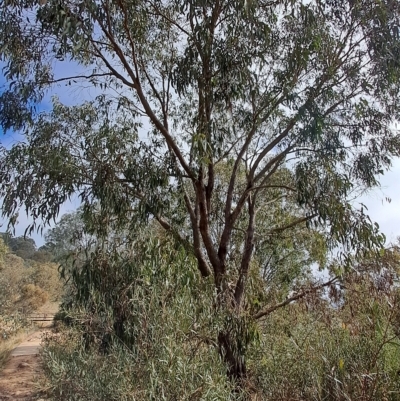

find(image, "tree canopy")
[1,0,400,381]
[0,233,37,260]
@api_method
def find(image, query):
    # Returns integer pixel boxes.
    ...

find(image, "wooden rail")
[26,313,55,322]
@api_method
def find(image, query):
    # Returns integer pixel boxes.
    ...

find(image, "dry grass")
[37,301,60,315]
[0,329,33,369]
[0,302,60,368]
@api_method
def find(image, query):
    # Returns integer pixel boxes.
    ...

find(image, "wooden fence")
[26,313,55,322]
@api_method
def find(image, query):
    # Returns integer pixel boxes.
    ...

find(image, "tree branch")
[196,181,221,277]
[266,214,317,236]
[234,195,256,307]
[253,277,338,320]
[183,191,212,277]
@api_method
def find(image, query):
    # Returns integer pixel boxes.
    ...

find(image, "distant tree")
[30,249,54,263]
[43,208,94,266]
[8,236,37,260]
[1,0,400,383]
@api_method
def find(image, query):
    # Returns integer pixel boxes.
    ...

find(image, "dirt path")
[0,303,58,400]
[0,330,48,401]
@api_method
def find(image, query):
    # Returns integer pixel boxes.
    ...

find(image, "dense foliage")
[1,0,400,390]
[0,237,62,340]
[41,233,400,400]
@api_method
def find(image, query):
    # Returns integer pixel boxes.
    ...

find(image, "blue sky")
[0,60,95,245]
[1,61,400,248]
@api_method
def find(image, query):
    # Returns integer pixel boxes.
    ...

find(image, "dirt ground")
[0,330,48,400]
[0,303,58,401]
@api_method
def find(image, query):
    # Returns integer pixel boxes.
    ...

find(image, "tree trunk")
[218,329,247,382]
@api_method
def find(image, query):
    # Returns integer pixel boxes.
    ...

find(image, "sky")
[1,61,400,248]
[359,159,400,244]
[0,60,96,245]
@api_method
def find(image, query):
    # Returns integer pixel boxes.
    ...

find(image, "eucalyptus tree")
[1,0,400,381]
[43,208,93,261]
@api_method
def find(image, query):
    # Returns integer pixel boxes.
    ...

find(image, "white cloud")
[359,158,400,244]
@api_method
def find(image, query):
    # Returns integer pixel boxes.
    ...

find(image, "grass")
[0,302,59,370]
[0,329,32,369]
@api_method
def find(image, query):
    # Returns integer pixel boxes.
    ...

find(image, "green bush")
[40,233,400,400]
[41,234,245,400]
[249,290,400,401]
[41,326,240,401]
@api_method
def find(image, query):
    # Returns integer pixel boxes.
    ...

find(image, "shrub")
[41,235,400,400]
[41,235,244,400]
[19,284,49,311]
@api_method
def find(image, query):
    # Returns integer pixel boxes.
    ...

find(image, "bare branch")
[253,277,339,320]
[148,1,191,36]
[90,43,135,88]
[265,214,317,236]
[43,72,114,86]
[250,184,297,193]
